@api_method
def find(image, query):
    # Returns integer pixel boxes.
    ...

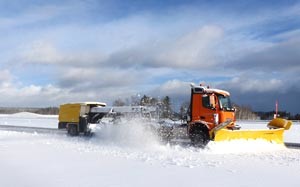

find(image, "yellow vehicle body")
[59,103,82,123]
[58,102,107,136]
[213,118,292,144]
[58,102,106,123]
[214,128,284,144]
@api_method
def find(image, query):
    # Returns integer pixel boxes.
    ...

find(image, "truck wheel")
[68,124,79,136]
[84,131,93,137]
[190,130,209,148]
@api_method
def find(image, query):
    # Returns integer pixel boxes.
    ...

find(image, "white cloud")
[156,25,224,69]
[17,39,109,66]
[60,68,98,85]
[287,2,300,16]
[151,80,191,98]
[219,77,284,93]
[20,40,62,64]
[0,70,13,84]
[58,67,145,91]
[0,80,111,107]
[0,4,71,29]
[230,36,300,73]
[272,29,300,41]
[104,25,225,70]
[0,69,66,106]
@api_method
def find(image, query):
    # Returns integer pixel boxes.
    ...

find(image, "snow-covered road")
[0,113,299,187]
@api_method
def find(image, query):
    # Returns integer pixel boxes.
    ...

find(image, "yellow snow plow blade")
[267,118,292,130]
[213,118,292,144]
[214,128,284,144]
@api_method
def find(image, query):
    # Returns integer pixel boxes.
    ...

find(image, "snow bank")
[10,112,57,118]
[206,140,286,154]
[0,112,58,128]
[9,112,42,118]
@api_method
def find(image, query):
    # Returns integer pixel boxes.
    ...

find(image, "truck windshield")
[218,95,234,111]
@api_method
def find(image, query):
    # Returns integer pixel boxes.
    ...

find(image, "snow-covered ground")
[0,112,58,128]
[0,113,299,187]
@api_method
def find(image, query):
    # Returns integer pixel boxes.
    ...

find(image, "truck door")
[200,94,216,124]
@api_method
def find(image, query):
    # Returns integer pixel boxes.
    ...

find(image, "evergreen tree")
[179,101,189,119]
[140,95,151,106]
[161,96,172,118]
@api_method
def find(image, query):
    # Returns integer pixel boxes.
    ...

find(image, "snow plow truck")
[169,84,292,147]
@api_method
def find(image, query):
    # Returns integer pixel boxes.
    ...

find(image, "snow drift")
[1,113,300,187]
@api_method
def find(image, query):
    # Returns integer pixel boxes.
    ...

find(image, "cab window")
[202,95,216,109]
[218,95,233,110]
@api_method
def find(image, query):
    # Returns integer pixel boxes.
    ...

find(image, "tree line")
[112,95,300,120]
[113,95,172,119]
[112,95,261,120]
[0,95,298,120]
[233,104,259,120]
[255,111,300,120]
[0,107,59,115]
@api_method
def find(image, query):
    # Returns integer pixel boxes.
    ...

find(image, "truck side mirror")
[209,95,216,109]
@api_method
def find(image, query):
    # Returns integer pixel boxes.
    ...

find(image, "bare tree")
[113,99,126,106]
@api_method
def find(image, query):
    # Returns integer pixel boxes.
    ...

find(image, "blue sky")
[0,0,300,113]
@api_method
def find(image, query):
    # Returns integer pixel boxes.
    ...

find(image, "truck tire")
[190,130,209,148]
[68,124,79,136]
[79,116,88,133]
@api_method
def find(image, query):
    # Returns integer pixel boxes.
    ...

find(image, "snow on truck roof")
[208,88,230,96]
[61,102,107,106]
[191,84,230,96]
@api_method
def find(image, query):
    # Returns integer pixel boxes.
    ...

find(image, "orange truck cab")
[187,84,237,146]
